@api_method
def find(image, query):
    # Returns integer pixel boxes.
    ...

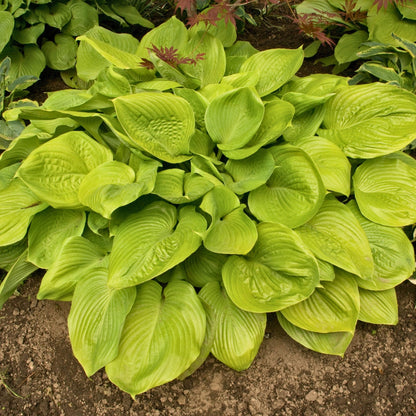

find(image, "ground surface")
[1,8,416,416]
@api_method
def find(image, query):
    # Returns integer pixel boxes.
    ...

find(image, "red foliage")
[341,0,367,23]
[372,0,407,11]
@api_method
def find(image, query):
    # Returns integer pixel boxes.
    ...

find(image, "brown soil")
[2,11,416,416]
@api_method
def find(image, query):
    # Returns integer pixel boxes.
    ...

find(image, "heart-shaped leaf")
[105,280,206,397]
[358,287,398,325]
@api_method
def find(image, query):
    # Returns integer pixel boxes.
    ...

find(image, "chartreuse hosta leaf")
[114,92,195,163]
[0,179,48,246]
[68,261,136,377]
[240,47,304,97]
[0,238,27,271]
[16,131,113,209]
[174,89,209,131]
[152,169,214,204]
[358,288,398,325]
[222,222,320,313]
[205,87,264,152]
[37,236,108,301]
[199,281,267,371]
[200,186,258,254]
[0,11,14,52]
[106,280,206,397]
[317,259,335,282]
[277,314,354,357]
[283,105,325,142]
[223,148,275,194]
[347,200,415,291]
[108,202,206,289]
[28,208,86,269]
[248,144,325,228]
[353,152,416,227]
[225,41,258,75]
[183,246,227,287]
[180,32,226,88]
[280,269,360,333]
[318,83,416,158]
[78,161,152,219]
[222,98,295,160]
[293,136,351,196]
[296,196,374,281]
[0,250,38,309]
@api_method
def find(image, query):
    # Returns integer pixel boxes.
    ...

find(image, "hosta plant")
[0,17,415,397]
[0,0,154,89]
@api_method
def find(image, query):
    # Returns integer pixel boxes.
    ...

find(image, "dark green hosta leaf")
[110,3,154,28]
[223,148,275,194]
[41,34,77,71]
[248,144,325,228]
[114,92,195,163]
[108,202,206,289]
[293,136,351,196]
[68,262,136,377]
[358,288,398,325]
[318,83,416,158]
[1,45,45,89]
[205,87,264,151]
[296,196,374,281]
[277,313,353,357]
[223,98,294,160]
[152,169,214,204]
[28,208,86,268]
[35,2,72,29]
[280,269,360,333]
[62,0,99,36]
[78,161,151,219]
[199,281,267,371]
[240,47,304,96]
[353,153,416,227]
[0,11,13,52]
[16,131,113,209]
[183,246,226,287]
[222,222,320,313]
[348,200,415,291]
[106,280,206,398]
[37,236,107,301]
[0,179,48,246]
[0,250,38,309]
[12,23,45,44]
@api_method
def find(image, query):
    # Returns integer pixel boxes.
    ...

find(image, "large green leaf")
[348,200,415,291]
[78,161,150,219]
[68,263,136,377]
[277,313,353,357]
[205,87,264,151]
[12,23,45,45]
[28,208,86,268]
[222,98,294,160]
[62,0,99,36]
[223,148,275,194]
[35,2,72,29]
[296,196,374,280]
[353,152,416,227]
[0,237,27,271]
[358,287,398,325]
[114,92,195,163]
[152,169,214,204]
[106,280,206,397]
[248,144,325,228]
[183,246,226,287]
[293,136,351,196]
[334,31,368,64]
[37,236,108,301]
[222,222,320,313]
[0,11,14,53]
[280,269,360,333]
[76,26,141,81]
[318,83,416,158]
[0,179,48,246]
[108,202,206,289]
[41,34,77,70]
[0,250,38,309]
[240,47,304,96]
[199,281,267,371]
[16,131,113,209]
[180,31,225,88]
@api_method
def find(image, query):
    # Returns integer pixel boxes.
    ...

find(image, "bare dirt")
[1,9,416,416]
